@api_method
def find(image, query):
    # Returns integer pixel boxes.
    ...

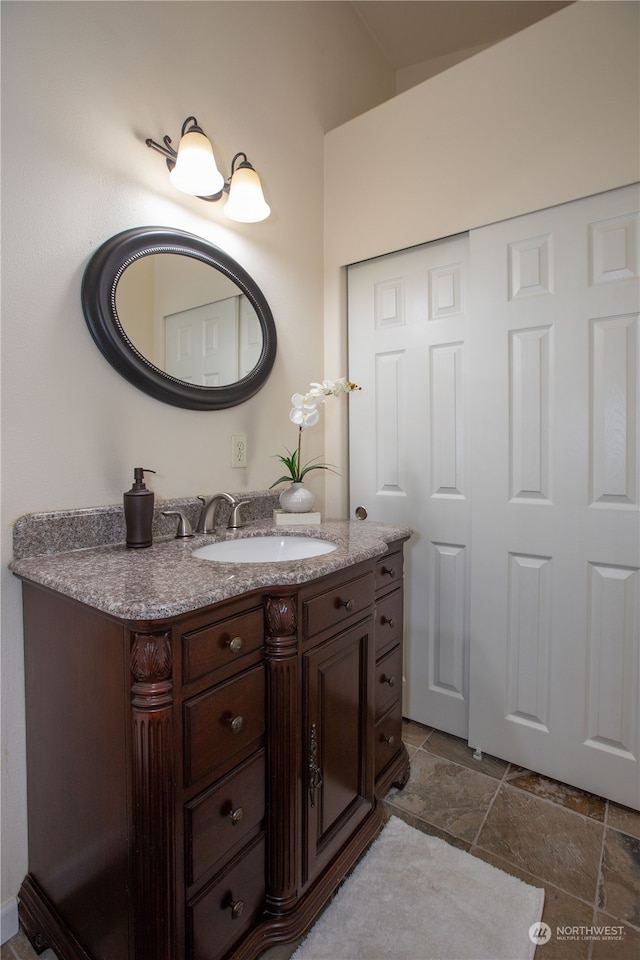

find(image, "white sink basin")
[192,536,337,563]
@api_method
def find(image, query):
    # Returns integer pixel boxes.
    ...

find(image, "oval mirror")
[81,226,277,409]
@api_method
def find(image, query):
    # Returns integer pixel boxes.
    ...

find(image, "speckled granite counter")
[10,504,411,621]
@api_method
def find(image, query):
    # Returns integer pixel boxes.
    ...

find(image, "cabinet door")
[302,619,374,886]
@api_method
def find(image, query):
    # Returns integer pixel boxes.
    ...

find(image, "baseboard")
[1,896,18,944]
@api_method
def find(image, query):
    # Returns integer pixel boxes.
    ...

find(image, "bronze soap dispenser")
[124,467,156,548]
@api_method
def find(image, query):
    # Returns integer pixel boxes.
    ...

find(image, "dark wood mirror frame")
[81,226,277,410]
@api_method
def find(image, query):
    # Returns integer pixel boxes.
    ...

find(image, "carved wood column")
[264,594,299,916]
[130,631,174,960]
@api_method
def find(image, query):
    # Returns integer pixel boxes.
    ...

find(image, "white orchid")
[272,376,361,485]
[289,393,321,428]
[309,377,358,398]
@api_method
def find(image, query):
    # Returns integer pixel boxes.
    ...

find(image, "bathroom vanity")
[11,502,410,960]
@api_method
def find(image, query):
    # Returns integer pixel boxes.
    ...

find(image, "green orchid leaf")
[269,474,298,488]
[298,462,339,480]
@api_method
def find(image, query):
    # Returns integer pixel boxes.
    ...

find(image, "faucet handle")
[228,499,250,530]
[162,511,194,539]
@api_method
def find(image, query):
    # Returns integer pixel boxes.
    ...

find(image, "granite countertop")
[10,518,412,622]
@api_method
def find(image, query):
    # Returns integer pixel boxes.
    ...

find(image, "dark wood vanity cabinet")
[16,541,409,960]
[373,548,407,797]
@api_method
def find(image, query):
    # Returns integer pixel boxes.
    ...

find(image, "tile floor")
[382,722,640,960]
[3,721,639,960]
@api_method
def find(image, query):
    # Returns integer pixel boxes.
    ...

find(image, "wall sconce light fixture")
[146,116,271,223]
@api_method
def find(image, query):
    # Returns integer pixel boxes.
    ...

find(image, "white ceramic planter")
[279,482,316,514]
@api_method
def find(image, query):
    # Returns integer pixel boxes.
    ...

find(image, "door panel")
[348,235,471,737]
[467,185,639,808]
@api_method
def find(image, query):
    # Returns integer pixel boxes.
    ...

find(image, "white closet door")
[348,234,472,737]
[165,296,239,385]
[468,185,639,808]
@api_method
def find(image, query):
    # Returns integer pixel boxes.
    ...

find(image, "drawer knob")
[229,805,245,825]
[227,635,243,655]
[226,896,245,920]
[381,566,396,578]
[382,733,396,747]
[381,674,395,687]
[228,715,244,734]
[336,597,353,612]
[381,615,396,628]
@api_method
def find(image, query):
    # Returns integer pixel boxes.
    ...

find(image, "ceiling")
[350,1,573,71]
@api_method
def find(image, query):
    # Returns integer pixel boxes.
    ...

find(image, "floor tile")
[0,931,57,960]
[599,828,640,927]
[400,718,432,748]
[476,783,604,902]
[506,767,607,821]
[471,847,593,959]
[386,746,499,842]
[608,803,640,840]
[535,886,595,960]
[591,912,640,960]
[382,799,471,851]
[404,742,419,761]
[423,728,510,780]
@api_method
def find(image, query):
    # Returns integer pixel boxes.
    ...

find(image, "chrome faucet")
[196,493,250,534]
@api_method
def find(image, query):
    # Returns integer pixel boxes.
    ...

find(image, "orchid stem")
[296,426,303,481]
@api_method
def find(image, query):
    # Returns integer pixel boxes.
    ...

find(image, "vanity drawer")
[374,589,403,655]
[184,665,265,787]
[188,833,265,960]
[303,571,374,640]
[185,750,265,888]
[182,607,264,685]
[375,643,403,717]
[375,551,403,594]
[374,700,402,779]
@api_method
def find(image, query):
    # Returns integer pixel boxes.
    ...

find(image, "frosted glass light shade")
[169,130,225,197]
[224,165,271,223]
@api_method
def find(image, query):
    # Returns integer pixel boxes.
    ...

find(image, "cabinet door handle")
[382,733,395,747]
[225,895,245,920]
[228,715,244,734]
[335,597,353,612]
[229,805,245,826]
[381,674,395,687]
[381,566,396,578]
[381,615,396,628]
[308,722,323,808]
[227,635,243,654]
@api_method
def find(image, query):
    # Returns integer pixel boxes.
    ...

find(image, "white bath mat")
[292,815,544,960]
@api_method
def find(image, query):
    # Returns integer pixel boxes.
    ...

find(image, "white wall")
[0,0,395,925]
[323,0,640,518]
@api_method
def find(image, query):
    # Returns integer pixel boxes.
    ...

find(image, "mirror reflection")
[116,254,263,387]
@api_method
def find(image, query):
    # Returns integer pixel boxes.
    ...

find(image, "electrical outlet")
[231,434,247,468]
